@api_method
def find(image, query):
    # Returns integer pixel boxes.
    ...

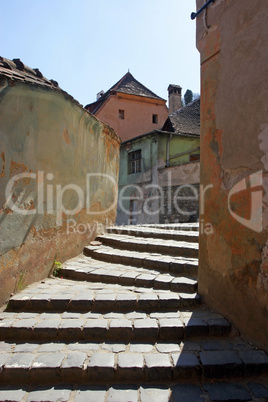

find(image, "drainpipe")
[166,134,173,167]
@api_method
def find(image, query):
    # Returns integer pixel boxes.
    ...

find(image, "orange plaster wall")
[96,94,169,142]
[196,0,268,351]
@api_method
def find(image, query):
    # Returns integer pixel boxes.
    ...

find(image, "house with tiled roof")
[85,72,169,142]
[163,97,200,137]
[117,98,200,225]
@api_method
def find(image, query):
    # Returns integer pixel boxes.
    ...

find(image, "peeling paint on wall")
[258,241,268,292]
[196,0,268,352]
[0,79,120,307]
[259,124,268,171]
[9,160,28,177]
[63,128,71,145]
[0,152,5,177]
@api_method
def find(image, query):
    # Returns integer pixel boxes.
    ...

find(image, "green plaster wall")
[0,79,120,306]
[117,133,200,225]
[158,135,200,166]
[118,135,156,187]
[117,135,158,225]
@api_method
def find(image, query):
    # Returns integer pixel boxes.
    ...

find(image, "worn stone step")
[96,233,199,258]
[61,256,198,294]
[1,381,268,402]
[137,223,200,231]
[0,309,231,343]
[83,245,198,278]
[0,338,267,387]
[106,225,199,243]
[5,277,201,313]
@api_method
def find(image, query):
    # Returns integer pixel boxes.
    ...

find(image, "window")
[152,114,158,124]
[119,109,125,119]
[128,150,141,174]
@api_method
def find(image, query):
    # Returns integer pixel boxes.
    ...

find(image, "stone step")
[1,382,268,402]
[137,223,200,231]
[106,225,199,243]
[96,233,199,258]
[84,245,198,278]
[6,278,200,313]
[61,256,198,294]
[0,338,267,387]
[0,309,231,343]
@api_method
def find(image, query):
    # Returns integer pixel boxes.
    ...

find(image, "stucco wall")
[117,133,200,225]
[158,162,200,187]
[117,135,159,225]
[196,0,268,351]
[96,94,168,142]
[0,78,120,306]
[158,163,200,224]
[158,135,200,167]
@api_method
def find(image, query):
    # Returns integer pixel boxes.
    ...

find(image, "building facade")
[85,72,169,142]
[117,99,200,225]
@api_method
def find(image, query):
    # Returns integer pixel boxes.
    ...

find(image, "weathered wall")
[196,0,268,351]
[117,132,200,225]
[159,184,199,224]
[158,135,200,168]
[96,93,168,142]
[117,134,159,225]
[158,162,200,187]
[158,162,200,224]
[0,79,120,306]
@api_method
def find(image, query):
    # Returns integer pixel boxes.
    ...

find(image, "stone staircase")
[0,224,267,401]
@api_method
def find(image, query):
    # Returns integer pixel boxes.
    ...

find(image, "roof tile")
[162,98,200,137]
[85,72,165,114]
[0,56,82,108]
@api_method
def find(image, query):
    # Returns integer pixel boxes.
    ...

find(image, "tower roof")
[85,72,165,114]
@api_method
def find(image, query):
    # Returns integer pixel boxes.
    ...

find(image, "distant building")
[117,98,200,225]
[85,72,169,142]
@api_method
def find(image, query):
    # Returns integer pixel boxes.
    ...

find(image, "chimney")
[168,84,182,114]
[96,90,104,100]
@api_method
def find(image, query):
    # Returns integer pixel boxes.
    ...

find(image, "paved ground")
[0,224,267,401]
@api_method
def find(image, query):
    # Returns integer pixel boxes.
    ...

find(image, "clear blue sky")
[1,0,200,107]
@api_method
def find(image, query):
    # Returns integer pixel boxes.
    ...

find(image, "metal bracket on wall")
[191,0,216,20]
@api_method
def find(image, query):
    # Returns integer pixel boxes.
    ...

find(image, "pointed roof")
[85,72,165,114]
[162,97,200,137]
